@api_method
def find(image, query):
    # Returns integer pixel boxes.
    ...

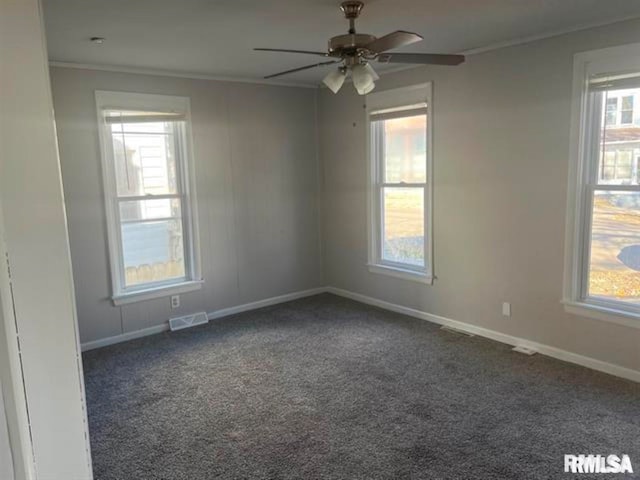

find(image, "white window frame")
[563,43,640,329]
[95,91,203,305]
[366,83,433,284]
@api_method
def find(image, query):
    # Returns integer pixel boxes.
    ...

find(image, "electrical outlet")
[502,302,511,317]
[170,295,180,309]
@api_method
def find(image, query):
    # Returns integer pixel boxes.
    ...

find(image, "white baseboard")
[81,287,326,351]
[206,287,326,320]
[326,286,640,383]
[81,284,640,384]
[81,324,169,352]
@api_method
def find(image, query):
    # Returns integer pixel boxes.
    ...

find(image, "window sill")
[368,263,433,285]
[112,279,204,306]
[562,299,640,329]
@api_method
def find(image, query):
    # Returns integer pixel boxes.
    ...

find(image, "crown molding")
[48,61,319,89]
[367,13,640,82]
[49,13,640,88]
[459,13,640,56]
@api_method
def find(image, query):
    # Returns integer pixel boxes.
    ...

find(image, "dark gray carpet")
[83,294,640,479]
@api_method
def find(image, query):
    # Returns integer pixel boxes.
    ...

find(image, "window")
[604,94,636,126]
[367,83,433,283]
[95,91,202,305]
[565,45,640,326]
[606,97,618,125]
[621,95,634,125]
[600,150,634,183]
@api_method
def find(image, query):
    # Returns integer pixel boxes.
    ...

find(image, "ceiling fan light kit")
[351,63,378,95]
[322,67,347,94]
[255,1,465,95]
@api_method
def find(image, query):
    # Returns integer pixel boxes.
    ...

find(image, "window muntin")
[581,76,640,311]
[96,92,200,300]
[370,105,430,276]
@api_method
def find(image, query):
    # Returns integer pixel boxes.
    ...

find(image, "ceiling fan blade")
[377,52,465,66]
[365,31,423,54]
[255,48,329,57]
[264,60,340,79]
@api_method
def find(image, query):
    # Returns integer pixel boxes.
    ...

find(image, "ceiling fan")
[255,1,465,95]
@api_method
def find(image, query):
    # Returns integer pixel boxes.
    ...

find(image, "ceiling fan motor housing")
[328,33,376,56]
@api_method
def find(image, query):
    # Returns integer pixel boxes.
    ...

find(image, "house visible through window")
[367,84,433,283]
[572,73,640,314]
[96,92,201,304]
[604,92,636,127]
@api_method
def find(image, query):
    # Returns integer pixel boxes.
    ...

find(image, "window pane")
[602,166,615,181]
[618,150,633,166]
[119,198,181,222]
[110,121,180,196]
[598,89,640,186]
[617,151,633,180]
[383,114,427,183]
[382,187,424,267]
[621,95,634,124]
[588,191,640,305]
[603,151,616,167]
[617,166,632,180]
[121,218,185,287]
[605,98,618,126]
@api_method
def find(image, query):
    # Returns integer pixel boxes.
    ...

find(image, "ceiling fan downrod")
[340,1,364,34]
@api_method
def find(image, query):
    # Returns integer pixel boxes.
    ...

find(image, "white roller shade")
[369,104,427,122]
[103,110,186,124]
[589,72,640,91]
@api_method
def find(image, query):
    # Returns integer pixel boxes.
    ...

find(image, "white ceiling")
[43,0,640,85]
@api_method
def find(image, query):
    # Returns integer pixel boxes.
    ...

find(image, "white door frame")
[0,199,34,479]
[0,0,94,478]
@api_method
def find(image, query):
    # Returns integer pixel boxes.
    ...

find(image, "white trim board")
[80,287,326,351]
[80,284,640,384]
[49,61,318,89]
[326,287,640,384]
[80,323,169,352]
[459,13,640,56]
[206,288,325,321]
[50,14,640,90]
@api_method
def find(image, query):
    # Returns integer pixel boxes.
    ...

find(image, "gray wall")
[319,18,640,372]
[52,18,640,373]
[50,68,322,344]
